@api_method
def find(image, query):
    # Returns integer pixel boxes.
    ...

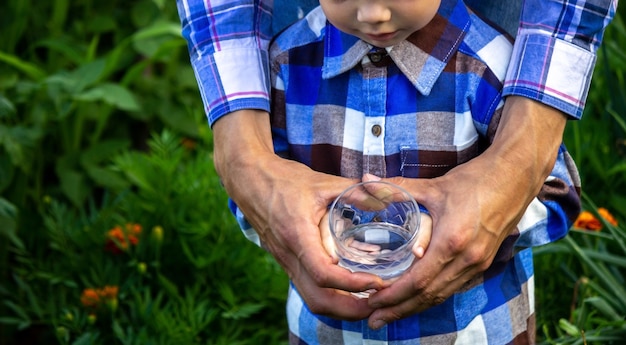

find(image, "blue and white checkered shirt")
[177,0,617,125]
[263,1,582,343]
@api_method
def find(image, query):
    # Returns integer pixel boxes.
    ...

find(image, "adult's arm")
[504,0,619,119]
[366,0,618,328]
[177,0,383,318]
[212,109,382,319]
[366,96,568,328]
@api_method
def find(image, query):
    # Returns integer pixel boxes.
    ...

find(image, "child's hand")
[413,213,432,259]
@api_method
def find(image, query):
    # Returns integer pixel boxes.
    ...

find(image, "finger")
[361,174,416,205]
[333,182,388,211]
[365,175,444,215]
[367,260,480,329]
[319,212,339,262]
[298,241,385,293]
[413,213,433,258]
[291,268,375,321]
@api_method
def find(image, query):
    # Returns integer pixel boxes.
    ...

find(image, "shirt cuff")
[191,47,271,126]
[502,31,597,119]
[228,199,262,247]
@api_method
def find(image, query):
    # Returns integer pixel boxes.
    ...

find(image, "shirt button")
[371,124,382,137]
[369,52,383,63]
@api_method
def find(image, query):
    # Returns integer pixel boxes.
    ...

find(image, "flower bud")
[64,311,74,322]
[152,226,163,244]
[106,297,118,312]
[137,262,147,274]
[56,326,68,340]
[87,313,97,325]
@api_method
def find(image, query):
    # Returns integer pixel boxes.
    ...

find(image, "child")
[248,0,581,343]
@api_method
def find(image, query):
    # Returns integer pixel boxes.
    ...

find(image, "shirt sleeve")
[177,0,274,126]
[503,0,618,119]
[515,145,581,248]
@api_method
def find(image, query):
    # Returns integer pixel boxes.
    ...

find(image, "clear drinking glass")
[329,181,421,297]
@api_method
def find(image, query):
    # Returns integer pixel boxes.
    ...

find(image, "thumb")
[362,174,439,207]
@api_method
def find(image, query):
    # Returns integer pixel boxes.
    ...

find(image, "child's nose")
[356,3,392,24]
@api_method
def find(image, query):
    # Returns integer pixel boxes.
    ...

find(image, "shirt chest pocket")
[399,142,481,179]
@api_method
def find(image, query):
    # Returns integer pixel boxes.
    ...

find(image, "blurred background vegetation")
[0,0,624,344]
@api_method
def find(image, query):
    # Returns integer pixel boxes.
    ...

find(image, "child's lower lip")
[366,32,397,41]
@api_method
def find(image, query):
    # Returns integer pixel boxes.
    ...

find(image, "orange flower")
[574,208,618,231]
[105,223,142,253]
[80,285,119,311]
[181,138,197,151]
[80,288,101,308]
[598,208,618,226]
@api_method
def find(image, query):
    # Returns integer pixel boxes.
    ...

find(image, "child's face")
[319,0,442,48]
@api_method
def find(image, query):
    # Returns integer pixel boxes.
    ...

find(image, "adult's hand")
[365,96,568,329]
[212,109,384,320]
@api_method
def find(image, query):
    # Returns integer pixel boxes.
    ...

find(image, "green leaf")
[131,21,184,59]
[0,124,41,171]
[579,248,626,268]
[0,51,46,80]
[85,165,130,190]
[57,168,89,208]
[34,38,86,65]
[558,318,581,337]
[112,152,156,193]
[70,59,107,92]
[0,95,16,118]
[584,296,623,321]
[72,332,100,345]
[74,83,140,111]
[85,15,117,34]
[132,21,182,42]
[221,303,265,320]
[3,300,30,322]
[80,139,131,166]
[13,275,43,318]
[131,0,160,28]
[0,153,15,193]
[0,317,25,325]
[157,274,180,300]
[155,103,200,137]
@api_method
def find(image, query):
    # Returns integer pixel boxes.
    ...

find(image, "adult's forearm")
[212,109,275,184]
[489,96,567,205]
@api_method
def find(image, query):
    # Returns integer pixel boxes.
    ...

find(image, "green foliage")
[0,0,202,211]
[1,0,288,342]
[1,132,289,344]
[535,6,626,344]
[535,196,626,344]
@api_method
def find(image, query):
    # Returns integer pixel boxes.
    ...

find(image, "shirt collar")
[321,0,470,96]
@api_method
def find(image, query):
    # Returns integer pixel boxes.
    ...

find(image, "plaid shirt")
[177,0,617,125]
[266,2,581,343]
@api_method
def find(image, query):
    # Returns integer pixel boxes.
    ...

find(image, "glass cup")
[329,181,421,297]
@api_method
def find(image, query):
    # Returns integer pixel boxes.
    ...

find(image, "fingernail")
[371,319,386,330]
[363,173,381,181]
